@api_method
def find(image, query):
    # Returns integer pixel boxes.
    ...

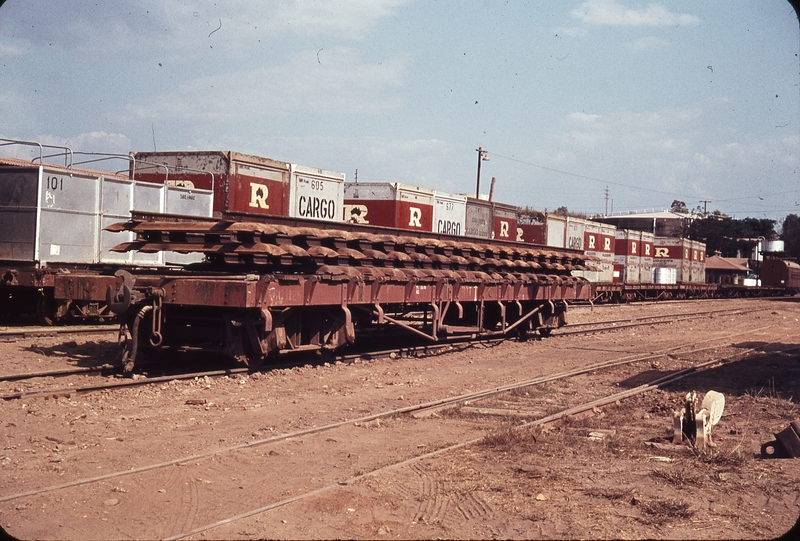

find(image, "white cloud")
[568,112,602,123]
[0,131,131,164]
[629,36,672,51]
[571,0,700,27]
[113,48,407,126]
[0,39,28,57]
[233,135,462,192]
[554,27,587,38]
[0,0,409,60]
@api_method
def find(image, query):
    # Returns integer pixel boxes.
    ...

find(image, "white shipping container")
[0,163,213,268]
[546,215,567,249]
[566,217,586,251]
[433,191,467,236]
[288,164,345,223]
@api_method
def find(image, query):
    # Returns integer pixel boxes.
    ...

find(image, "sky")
[1,0,799,223]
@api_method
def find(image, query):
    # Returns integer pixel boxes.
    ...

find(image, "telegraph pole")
[475,147,489,198]
[604,186,610,216]
[700,199,710,216]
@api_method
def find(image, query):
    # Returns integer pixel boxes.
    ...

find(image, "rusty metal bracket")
[501,303,545,335]
[761,419,800,458]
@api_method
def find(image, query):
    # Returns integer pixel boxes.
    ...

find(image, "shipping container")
[653,237,707,283]
[546,215,567,249]
[566,217,587,251]
[583,221,616,282]
[0,160,213,267]
[465,197,492,239]
[614,229,644,284]
[638,231,655,284]
[515,210,546,244]
[691,241,706,283]
[288,164,345,222]
[133,151,291,218]
[432,191,467,236]
[492,202,517,241]
[344,182,434,231]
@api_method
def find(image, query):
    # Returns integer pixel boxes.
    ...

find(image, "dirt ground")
[1,297,799,540]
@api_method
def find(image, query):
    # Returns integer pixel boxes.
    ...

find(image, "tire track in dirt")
[410,462,494,530]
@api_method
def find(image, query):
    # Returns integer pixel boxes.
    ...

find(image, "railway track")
[0,305,761,401]
[0,325,782,512]
[168,340,795,541]
[0,324,117,342]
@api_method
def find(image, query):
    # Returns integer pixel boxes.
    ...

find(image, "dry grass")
[583,487,631,501]
[480,427,537,450]
[650,468,705,487]
[693,447,749,470]
[635,497,694,525]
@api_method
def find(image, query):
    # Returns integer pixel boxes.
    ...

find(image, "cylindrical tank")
[763,240,785,253]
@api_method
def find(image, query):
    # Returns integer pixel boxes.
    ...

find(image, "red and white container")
[583,221,616,282]
[516,211,546,245]
[614,229,646,284]
[653,237,707,283]
[133,151,346,224]
[492,202,517,241]
[640,231,655,284]
[343,182,434,231]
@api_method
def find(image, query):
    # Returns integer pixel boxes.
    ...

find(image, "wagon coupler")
[118,290,165,375]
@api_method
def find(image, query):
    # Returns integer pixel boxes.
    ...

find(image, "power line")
[487,151,694,199]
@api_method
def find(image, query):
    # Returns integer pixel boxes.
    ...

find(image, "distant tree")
[670,200,688,213]
[548,206,588,219]
[517,206,546,225]
[688,216,777,257]
[781,214,800,260]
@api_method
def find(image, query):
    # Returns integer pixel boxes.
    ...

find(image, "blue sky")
[1,0,798,221]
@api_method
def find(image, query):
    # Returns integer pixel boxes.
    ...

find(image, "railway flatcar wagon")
[0,154,213,322]
[432,191,467,236]
[344,182,434,231]
[133,151,346,223]
[760,259,800,291]
[74,211,593,373]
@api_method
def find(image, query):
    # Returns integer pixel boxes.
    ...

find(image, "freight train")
[0,142,795,373]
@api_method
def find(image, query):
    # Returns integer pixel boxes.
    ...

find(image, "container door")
[37,169,100,265]
[0,165,39,262]
[100,177,135,265]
